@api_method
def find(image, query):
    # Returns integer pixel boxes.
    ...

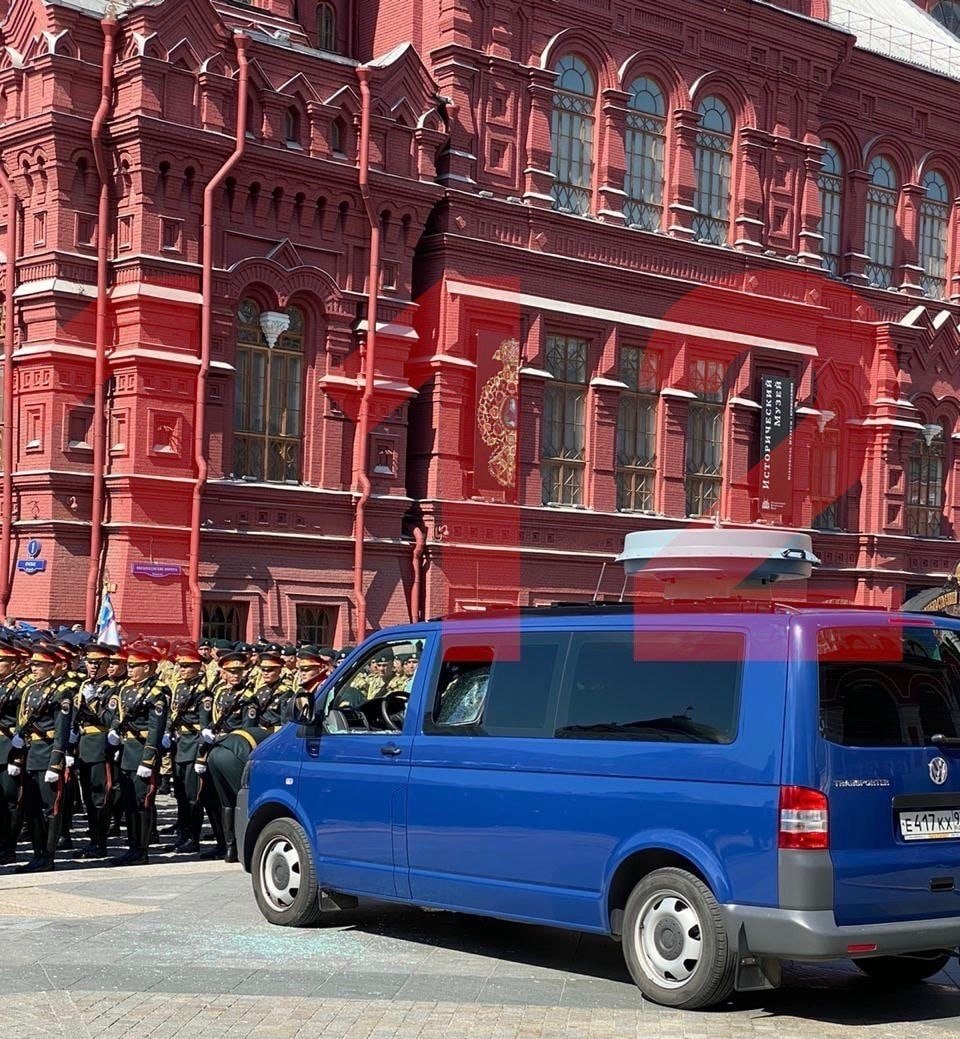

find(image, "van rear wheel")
[854,951,952,984]
[621,867,736,1009]
[251,818,325,927]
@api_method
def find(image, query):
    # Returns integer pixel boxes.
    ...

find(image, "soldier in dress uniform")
[72,643,120,859]
[167,644,213,854]
[8,647,73,873]
[363,651,393,700]
[197,651,257,862]
[53,644,83,851]
[253,650,297,729]
[0,642,25,864]
[109,645,169,866]
[280,644,298,684]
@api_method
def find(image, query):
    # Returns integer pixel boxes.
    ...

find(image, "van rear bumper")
[724,904,960,961]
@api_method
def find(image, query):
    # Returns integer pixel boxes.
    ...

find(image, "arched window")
[623,77,666,231]
[550,55,595,216]
[317,3,337,52]
[818,142,844,275]
[234,299,304,483]
[693,96,733,245]
[331,115,347,155]
[285,107,302,146]
[811,410,843,530]
[920,169,950,299]
[906,428,945,537]
[865,156,898,288]
[932,1,960,35]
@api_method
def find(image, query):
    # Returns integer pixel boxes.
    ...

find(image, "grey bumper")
[724,904,960,960]
[236,788,250,872]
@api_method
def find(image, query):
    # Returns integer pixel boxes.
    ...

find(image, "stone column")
[667,108,699,240]
[797,146,825,267]
[734,128,767,254]
[898,182,925,296]
[597,89,629,225]
[523,69,557,209]
[842,169,870,285]
[659,388,696,517]
[589,379,625,512]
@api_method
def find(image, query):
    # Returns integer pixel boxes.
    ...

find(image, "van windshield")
[818,625,960,747]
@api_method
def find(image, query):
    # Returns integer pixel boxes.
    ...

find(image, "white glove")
[136,764,153,781]
[193,761,207,774]
[161,732,172,749]
[82,684,95,702]
[69,729,80,744]
[65,755,75,769]
[11,734,24,750]
[43,769,59,784]
[201,728,215,744]
[106,729,121,747]
[5,763,19,777]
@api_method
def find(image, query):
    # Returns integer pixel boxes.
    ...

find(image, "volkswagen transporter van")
[238,598,960,1008]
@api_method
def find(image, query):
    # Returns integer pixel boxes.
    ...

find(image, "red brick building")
[1,0,960,642]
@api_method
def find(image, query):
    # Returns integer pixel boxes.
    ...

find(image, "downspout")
[83,14,119,632]
[0,162,19,620]
[409,523,425,623]
[353,66,378,641]
[189,32,250,642]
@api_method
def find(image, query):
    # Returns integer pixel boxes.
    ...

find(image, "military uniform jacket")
[0,674,24,767]
[75,679,120,764]
[254,676,296,731]
[118,677,169,772]
[211,681,258,734]
[169,675,212,764]
[18,678,73,774]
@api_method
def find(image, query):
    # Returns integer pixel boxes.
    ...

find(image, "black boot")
[111,813,139,866]
[222,807,237,863]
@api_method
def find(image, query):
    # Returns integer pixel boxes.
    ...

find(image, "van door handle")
[306,739,320,759]
[380,743,402,757]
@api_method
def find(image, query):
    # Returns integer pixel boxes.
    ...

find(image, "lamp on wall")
[922,423,944,447]
[259,310,291,348]
[816,410,836,434]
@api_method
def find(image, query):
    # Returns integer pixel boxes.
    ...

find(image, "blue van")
[238,603,960,1008]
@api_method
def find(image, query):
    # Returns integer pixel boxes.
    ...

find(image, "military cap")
[84,643,114,660]
[372,649,394,663]
[233,641,253,655]
[0,641,18,660]
[280,644,297,657]
[30,647,59,665]
[126,644,156,665]
[175,645,203,665]
[338,646,355,660]
[259,651,283,669]
[219,651,247,671]
[108,646,129,663]
[198,637,212,648]
[151,637,171,656]
[213,639,232,651]
[261,642,282,654]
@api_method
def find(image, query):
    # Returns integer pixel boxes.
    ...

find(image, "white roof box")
[617,528,820,594]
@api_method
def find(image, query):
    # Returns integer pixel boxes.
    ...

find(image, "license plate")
[899,808,960,841]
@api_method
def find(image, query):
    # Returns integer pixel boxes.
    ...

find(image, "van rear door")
[814,620,960,926]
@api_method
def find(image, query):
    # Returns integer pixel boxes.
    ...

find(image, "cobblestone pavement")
[2,800,960,1038]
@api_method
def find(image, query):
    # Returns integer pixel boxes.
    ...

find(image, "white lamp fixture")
[259,310,291,348]
[816,410,836,434]
[922,423,944,447]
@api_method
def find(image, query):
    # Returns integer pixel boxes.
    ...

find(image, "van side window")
[424,635,565,737]
[555,630,743,743]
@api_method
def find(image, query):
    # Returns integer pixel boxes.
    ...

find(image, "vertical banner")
[758,374,796,514]
[473,331,520,496]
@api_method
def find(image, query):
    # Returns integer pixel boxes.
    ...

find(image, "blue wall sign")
[17,559,46,574]
[131,562,182,579]
[26,539,42,559]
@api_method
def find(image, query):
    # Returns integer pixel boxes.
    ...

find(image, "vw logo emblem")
[930,757,949,786]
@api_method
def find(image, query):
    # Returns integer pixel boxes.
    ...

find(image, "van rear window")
[818,626,960,747]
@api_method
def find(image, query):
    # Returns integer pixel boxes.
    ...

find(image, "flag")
[96,591,120,647]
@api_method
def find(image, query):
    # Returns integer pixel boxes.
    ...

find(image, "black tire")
[621,867,736,1009]
[854,951,952,984]
[251,818,325,927]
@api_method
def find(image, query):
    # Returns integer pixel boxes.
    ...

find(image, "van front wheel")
[854,951,952,984]
[622,867,736,1009]
[251,818,325,927]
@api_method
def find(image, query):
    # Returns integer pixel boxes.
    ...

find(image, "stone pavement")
[1,847,960,1039]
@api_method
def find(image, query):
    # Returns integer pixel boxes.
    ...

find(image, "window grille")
[623,78,666,231]
[906,434,945,537]
[692,97,732,246]
[920,170,950,300]
[202,602,246,643]
[811,424,842,530]
[818,142,844,275]
[550,56,595,216]
[685,360,725,517]
[864,156,898,288]
[317,3,336,52]
[233,299,304,483]
[541,334,588,505]
[296,604,336,646]
[616,347,659,512]
[932,1,960,36]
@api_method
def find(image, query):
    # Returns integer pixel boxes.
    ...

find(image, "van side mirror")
[291,693,316,726]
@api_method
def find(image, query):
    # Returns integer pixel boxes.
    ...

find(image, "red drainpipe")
[83,15,119,632]
[188,33,250,642]
[409,523,425,623]
[353,66,379,641]
[0,160,19,620]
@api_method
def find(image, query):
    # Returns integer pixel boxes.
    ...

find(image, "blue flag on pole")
[96,591,120,647]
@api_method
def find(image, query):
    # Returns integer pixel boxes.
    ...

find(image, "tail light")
[779,785,829,850]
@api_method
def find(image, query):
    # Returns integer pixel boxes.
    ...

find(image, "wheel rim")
[634,888,704,989]
[258,835,302,912]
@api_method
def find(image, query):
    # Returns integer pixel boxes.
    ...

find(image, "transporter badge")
[929,757,949,786]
